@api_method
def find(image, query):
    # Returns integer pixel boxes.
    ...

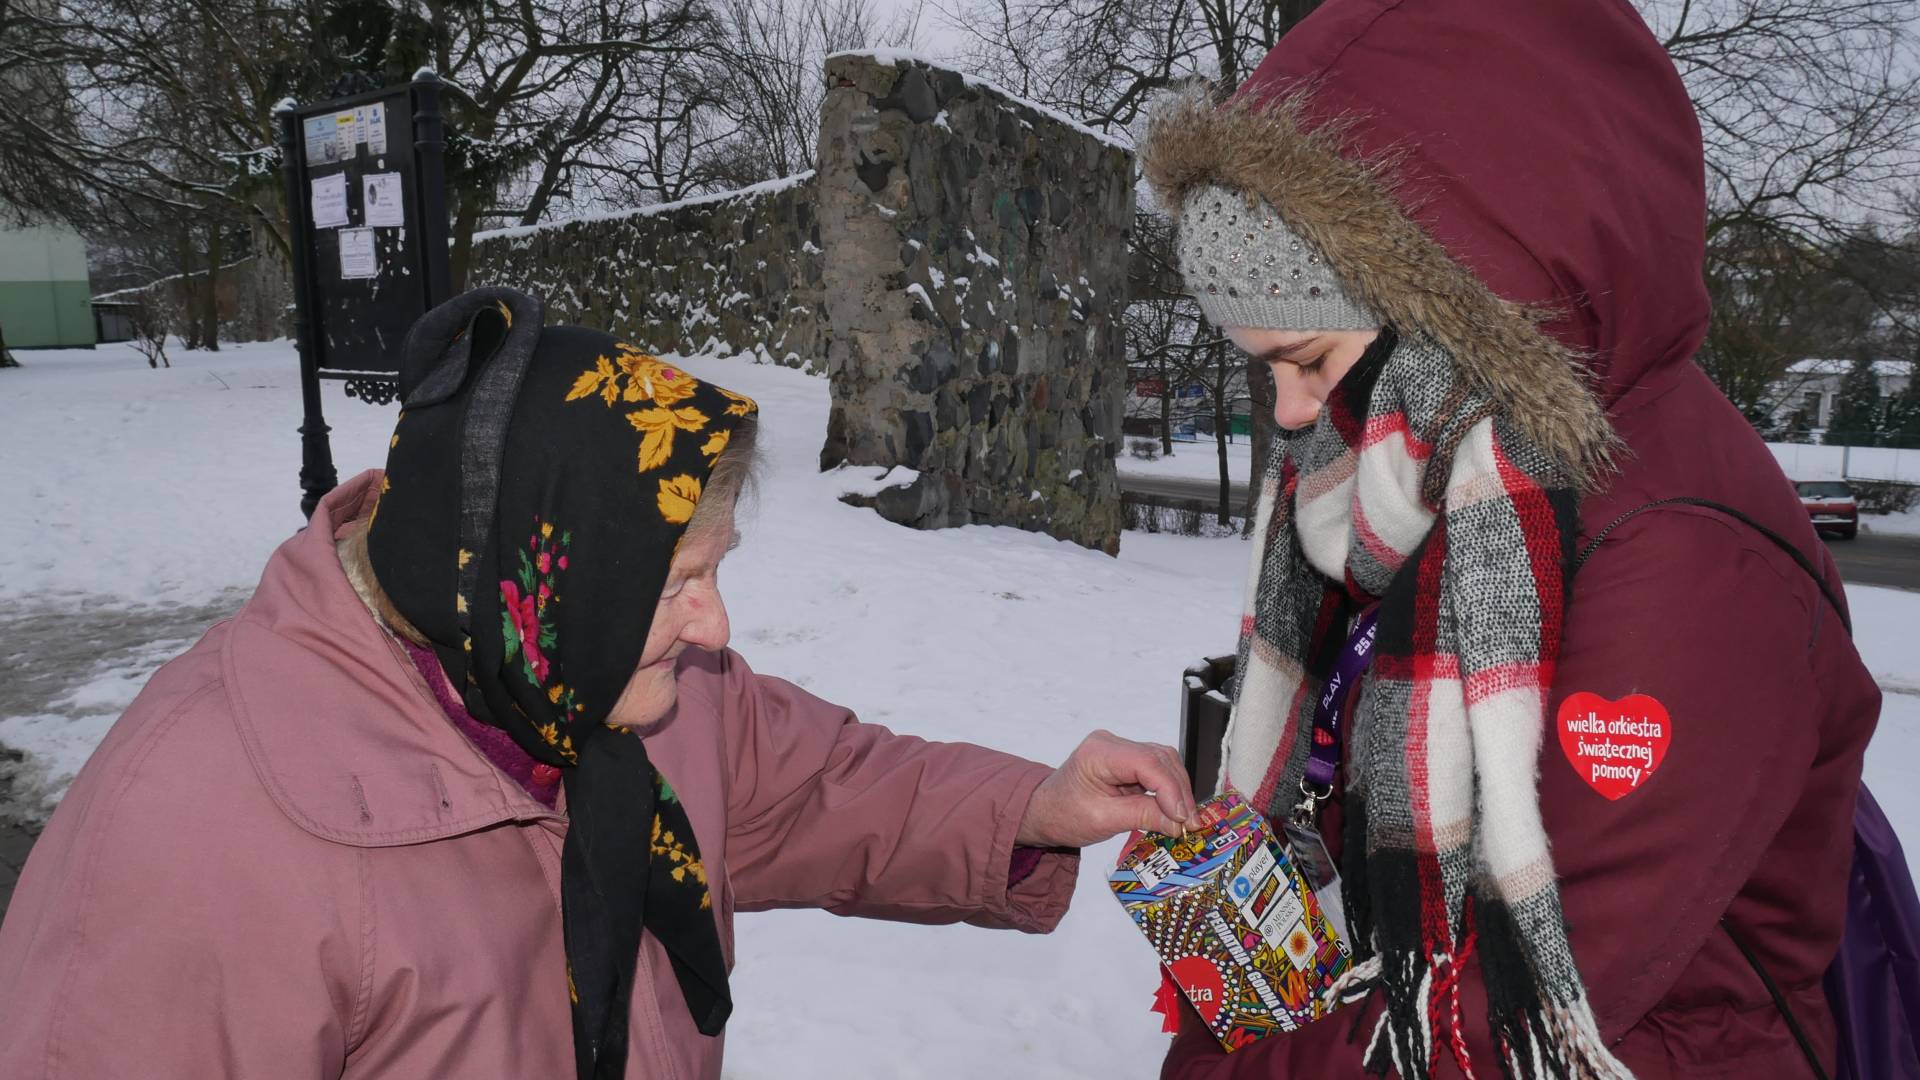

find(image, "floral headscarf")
[366,287,757,1079]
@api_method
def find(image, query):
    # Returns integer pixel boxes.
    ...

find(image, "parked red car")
[1796,479,1859,540]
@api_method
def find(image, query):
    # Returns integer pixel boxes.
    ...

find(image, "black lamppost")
[278,100,337,520]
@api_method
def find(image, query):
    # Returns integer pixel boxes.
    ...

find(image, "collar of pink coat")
[223,469,565,847]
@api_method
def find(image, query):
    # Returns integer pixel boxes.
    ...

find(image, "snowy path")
[2,340,1917,1079]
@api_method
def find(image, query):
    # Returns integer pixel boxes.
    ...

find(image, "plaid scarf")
[1223,328,1632,1080]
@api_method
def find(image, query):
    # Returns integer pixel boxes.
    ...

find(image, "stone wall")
[468,176,827,371]
[452,53,1133,551]
[92,54,1137,551]
[815,52,1133,553]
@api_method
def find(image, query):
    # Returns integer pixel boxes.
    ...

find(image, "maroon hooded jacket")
[1147,0,1881,1076]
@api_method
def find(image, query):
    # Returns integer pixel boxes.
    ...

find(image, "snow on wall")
[471,174,815,244]
[467,176,827,373]
[827,49,1135,152]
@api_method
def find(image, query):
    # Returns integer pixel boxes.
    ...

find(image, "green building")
[0,220,95,347]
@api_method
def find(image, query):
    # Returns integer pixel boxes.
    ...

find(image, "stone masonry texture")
[468,178,828,373]
[461,54,1132,551]
[815,53,1131,553]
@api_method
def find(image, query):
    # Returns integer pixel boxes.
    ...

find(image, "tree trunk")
[450,193,481,294]
[201,224,223,351]
[1243,352,1275,532]
[1214,342,1233,525]
[1214,412,1233,524]
[0,320,18,368]
[1159,351,1174,456]
[175,225,202,350]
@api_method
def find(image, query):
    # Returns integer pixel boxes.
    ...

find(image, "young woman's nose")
[1272,384,1324,431]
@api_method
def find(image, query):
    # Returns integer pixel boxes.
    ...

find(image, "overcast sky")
[869,0,972,62]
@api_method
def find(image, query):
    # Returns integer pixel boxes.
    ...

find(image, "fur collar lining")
[1141,87,1616,489]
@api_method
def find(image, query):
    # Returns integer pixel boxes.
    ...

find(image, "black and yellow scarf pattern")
[367,287,756,1079]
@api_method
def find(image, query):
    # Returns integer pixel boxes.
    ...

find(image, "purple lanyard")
[1301,604,1380,798]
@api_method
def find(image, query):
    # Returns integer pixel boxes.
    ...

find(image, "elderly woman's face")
[609,505,737,728]
[1226,327,1381,431]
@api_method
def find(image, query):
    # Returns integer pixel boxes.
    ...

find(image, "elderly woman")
[0,287,1197,1079]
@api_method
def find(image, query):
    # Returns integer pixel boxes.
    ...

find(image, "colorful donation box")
[1109,789,1351,1051]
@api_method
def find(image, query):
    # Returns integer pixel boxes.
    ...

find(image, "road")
[1120,473,1251,505]
[1119,474,1920,591]
[1830,531,1920,592]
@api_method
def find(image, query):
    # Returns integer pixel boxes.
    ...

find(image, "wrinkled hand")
[1016,730,1197,849]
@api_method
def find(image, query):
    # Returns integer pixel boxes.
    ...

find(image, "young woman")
[0,287,1197,1079]
[1143,0,1878,1076]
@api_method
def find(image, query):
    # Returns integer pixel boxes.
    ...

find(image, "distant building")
[0,219,95,347]
[1124,367,1253,442]
[1768,357,1912,435]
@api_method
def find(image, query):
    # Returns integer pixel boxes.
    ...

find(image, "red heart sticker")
[1166,955,1226,1027]
[1556,692,1672,800]
[1150,968,1185,1033]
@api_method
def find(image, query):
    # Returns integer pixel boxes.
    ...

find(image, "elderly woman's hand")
[1015,730,1197,849]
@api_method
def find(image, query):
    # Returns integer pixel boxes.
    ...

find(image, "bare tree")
[1123,313,1250,524]
[702,0,921,187]
[1645,0,1920,247]
[1124,300,1186,458]
[0,0,335,347]
[1,0,730,299]
[1125,209,1252,521]
[410,0,724,287]
[130,290,174,370]
[1,2,279,253]
[944,0,1318,130]
[1642,0,1920,408]
[1697,228,1853,423]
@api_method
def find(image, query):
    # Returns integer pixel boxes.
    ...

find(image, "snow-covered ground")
[1865,508,1920,538]
[2,339,1917,1079]
[1850,586,1920,852]
[1116,436,1253,485]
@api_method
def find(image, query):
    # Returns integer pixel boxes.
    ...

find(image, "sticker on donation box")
[1556,692,1671,800]
[1109,788,1351,1052]
[363,173,405,227]
[338,227,379,280]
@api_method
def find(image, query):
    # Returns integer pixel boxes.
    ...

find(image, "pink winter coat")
[0,472,1078,1078]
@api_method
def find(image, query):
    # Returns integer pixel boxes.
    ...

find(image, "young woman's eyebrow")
[1253,339,1320,365]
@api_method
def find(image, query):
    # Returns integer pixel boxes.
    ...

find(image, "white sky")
[870,0,973,61]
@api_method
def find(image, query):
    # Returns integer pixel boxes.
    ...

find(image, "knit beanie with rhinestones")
[1177,184,1380,331]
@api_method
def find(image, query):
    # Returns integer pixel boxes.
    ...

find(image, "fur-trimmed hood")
[1142,0,1712,490]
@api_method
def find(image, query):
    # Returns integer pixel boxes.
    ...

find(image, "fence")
[1767,442,1920,484]
[1120,490,1246,535]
